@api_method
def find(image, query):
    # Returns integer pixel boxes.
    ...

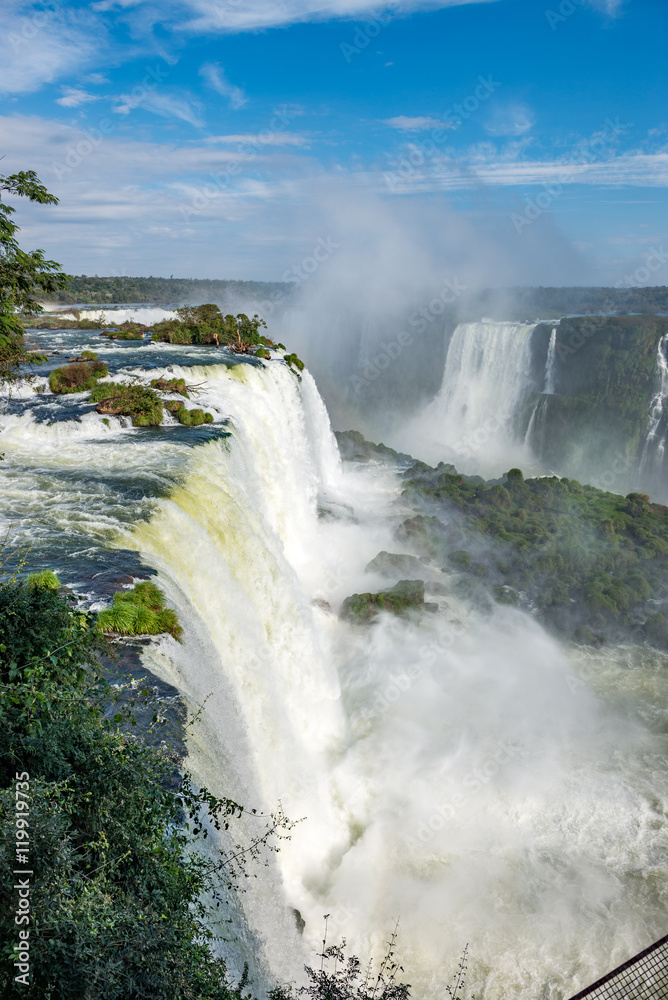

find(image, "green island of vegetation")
[90,381,164,426]
[49,359,109,395]
[335,432,668,651]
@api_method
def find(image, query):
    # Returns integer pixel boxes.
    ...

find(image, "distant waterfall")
[393,321,538,474]
[543,327,558,394]
[640,332,668,480]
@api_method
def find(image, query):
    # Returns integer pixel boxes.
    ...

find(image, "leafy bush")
[283,353,304,373]
[49,360,108,394]
[90,381,163,426]
[178,407,213,426]
[25,570,61,590]
[97,580,183,640]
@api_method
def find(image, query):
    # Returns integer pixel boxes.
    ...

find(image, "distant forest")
[43,275,287,306]
[42,274,668,317]
[469,285,668,319]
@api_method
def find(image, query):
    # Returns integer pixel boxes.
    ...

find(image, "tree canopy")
[0,169,69,379]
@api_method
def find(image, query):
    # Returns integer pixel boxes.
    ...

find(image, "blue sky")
[1,0,667,286]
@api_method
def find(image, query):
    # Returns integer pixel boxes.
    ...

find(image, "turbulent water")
[3,326,668,999]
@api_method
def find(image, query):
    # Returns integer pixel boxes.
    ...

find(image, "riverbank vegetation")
[402,461,668,649]
[0,171,68,382]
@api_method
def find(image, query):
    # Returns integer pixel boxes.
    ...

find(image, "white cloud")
[199,63,247,110]
[177,0,501,33]
[113,90,204,127]
[56,87,100,108]
[383,116,454,132]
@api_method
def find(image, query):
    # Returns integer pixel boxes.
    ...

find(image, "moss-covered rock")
[340,579,432,623]
[49,360,109,394]
[90,382,163,426]
[335,430,414,465]
[97,581,182,640]
[177,407,213,426]
[364,551,429,577]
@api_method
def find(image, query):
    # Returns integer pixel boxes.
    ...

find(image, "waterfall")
[393,321,538,475]
[3,327,668,999]
[543,327,557,394]
[640,332,668,479]
[118,360,667,1000]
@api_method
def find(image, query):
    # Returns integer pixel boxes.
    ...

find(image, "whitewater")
[1,327,667,999]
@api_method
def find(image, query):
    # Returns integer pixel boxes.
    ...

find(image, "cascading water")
[392,322,538,476]
[543,327,558,395]
[640,332,668,483]
[3,327,668,999]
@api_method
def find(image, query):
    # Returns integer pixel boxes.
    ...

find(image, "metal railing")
[568,933,668,999]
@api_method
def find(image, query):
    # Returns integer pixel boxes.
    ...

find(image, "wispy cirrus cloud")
[205,132,309,146]
[383,115,454,131]
[56,87,100,108]
[199,63,247,109]
[484,104,534,137]
[386,146,668,192]
[113,89,204,126]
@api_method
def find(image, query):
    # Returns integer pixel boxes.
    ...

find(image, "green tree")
[0,170,69,380]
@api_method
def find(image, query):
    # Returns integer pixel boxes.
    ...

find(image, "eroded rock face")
[340,578,433,623]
